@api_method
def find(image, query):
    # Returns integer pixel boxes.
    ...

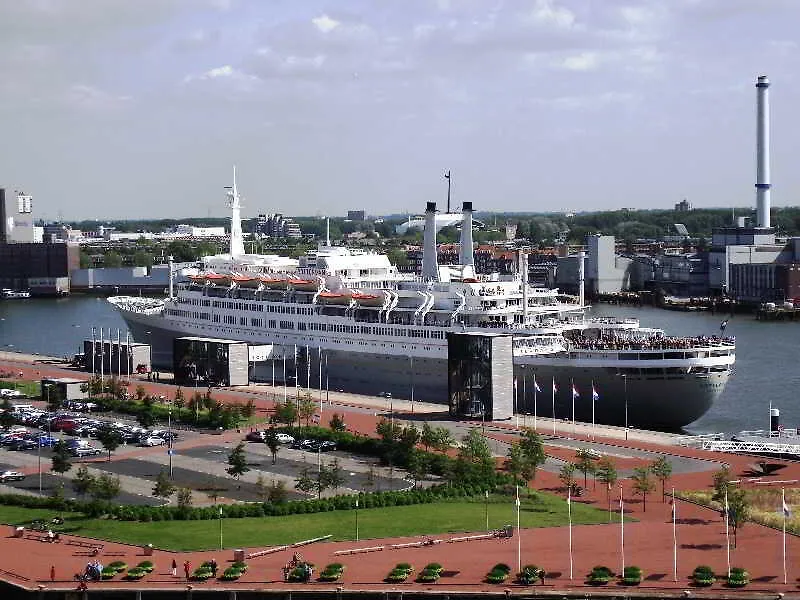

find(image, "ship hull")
[118,311,728,430]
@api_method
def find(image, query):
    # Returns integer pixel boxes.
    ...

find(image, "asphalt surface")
[182,445,411,492]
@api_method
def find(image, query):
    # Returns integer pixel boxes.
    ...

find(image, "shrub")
[417,563,443,583]
[231,561,248,572]
[486,568,508,584]
[692,565,715,587]
[108,561,127,573]
[100,567,117,580]
[221,567,242,580]
[491,563,511,574]
[588,566,613,585]
[319,563,345,582]
[136,561,154,573]
[518,565,543,585]
[727,567,749,588]
[192,566,213,581]
[125,567,146,580]
[288,563,315,582]
[622,565,642,585]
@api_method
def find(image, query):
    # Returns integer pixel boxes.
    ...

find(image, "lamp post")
[168,401,173,478]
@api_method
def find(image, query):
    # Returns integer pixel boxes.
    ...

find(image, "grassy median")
[0,493,617,551]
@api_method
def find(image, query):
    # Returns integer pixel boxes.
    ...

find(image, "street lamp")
[168,401,173,478]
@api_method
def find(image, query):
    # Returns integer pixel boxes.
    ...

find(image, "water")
[0,295,796,435]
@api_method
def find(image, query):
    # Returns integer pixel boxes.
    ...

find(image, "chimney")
[756,75,771,229]
[459,201,475,277]
[422,202,439,280]
[577,250,586,307]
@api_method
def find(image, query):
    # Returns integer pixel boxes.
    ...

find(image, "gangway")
[697,439,800,456]
[675,433,725,447]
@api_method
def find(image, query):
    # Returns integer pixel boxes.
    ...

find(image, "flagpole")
[485,489,490,531]
[516,485,521,574]
[533,374,538,431]
[552,376,557,436]
[571,377,576,438]
[567,486,573,580]
[672,488,677,582]
[783,488,787,585]
[620,485,625,575]
[724,487,731,579]
[591,379,595,440]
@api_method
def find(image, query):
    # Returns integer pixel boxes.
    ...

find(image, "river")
[0,295,796,435]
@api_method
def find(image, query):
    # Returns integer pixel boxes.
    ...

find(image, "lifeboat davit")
[352,292,383,306]
[289,278,318,291]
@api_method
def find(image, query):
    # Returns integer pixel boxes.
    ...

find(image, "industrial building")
[0,188,36,244]
[173,337,249,387]
[253,214,302,239]
[0,241,78,294]
[82,338,152,377]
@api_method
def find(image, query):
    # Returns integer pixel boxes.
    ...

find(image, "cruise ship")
[109,171,735,430]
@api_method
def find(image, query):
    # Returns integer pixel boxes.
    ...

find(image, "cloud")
[312,15,340,34]
[66,84,132,110]
[527,0,576,30]
[558,51,599,71]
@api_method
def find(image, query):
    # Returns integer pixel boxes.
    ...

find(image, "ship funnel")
[577,250,586,307]
[770,408,780,432]
[755,75,771,228]
[459,201,475,278]
[422,202,439,280]
[227,165,245,257]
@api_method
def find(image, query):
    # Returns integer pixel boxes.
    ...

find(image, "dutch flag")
[572,384,580,399]
[552,380,558,394]
[592,385,599,402]
[534,377,542,393]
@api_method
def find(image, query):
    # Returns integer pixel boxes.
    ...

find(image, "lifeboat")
[289,278,318,291]
[188,274,207,285]
[231,274,262,288]
[462,278,479,283]
[263,277,288,289]
[318,291,351,305]
[352,292,383,307]
[204,273,232,286]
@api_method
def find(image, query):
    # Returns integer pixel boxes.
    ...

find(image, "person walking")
[183,560,191,580]
[171,559,177,577]
[50,565,55,582]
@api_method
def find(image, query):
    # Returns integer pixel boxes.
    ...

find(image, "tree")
[226,442,250,482]
[574,449,597,489]
[152,468,176,500]
[433,427,455,453]
[329,413,346,432]
[137,406,156,429]
[406,450,429,488]
[50,440,73,475]
[294,463,316,495]
[650,456,673,501]
[297,392,316,427]
[273,399,298,426]
[420,423,437,452]
[132,250,153,268]
[727,488,750,548]
[254,472,269,502]
[135,385,147,402]
[452,428,495,484]
[268,480,288,504]
[90,473,122,502]
[505,443,527,483]
[631,466,655,512]
[559,463,577,495]
[518,429,546,481]
[104,251,123,268]
[712,465,733,504]
[96,427,123,461]
[595,457,619,519]
[0,398,15,431]
[72,465,95,499]
[173,387,185,419]
[322,458,345,493]
[176,487,193,508]
[264,429,280,465]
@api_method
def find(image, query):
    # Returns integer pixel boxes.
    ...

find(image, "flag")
[782,495,792,518]
[552,379,558,394]
[567,488,571,506]
[720,319,728,332]
[592,384,599,402]
[572,384,580,399]
[355,498,359,508]
[670,497,676,520]
[515,486,521,508]
[534,377,541,393]
[219,507,223,517]
[485,490,489,499]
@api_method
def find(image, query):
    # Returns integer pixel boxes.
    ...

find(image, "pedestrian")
[210,558,217,577]
[183,560,191,580]
[50,565,55,582]
[171,559,177,577]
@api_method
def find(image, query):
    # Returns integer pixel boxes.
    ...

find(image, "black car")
[289,439,315,450]
[245,431,266,442]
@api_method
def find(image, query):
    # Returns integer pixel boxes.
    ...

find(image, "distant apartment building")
[347,210,366,221]
[253,214,302,239]
[674,198,691,212]
[172,224,226,238]
[0,188,36,243]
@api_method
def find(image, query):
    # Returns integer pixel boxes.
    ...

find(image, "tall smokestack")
[756,75,771,229]
[459,201,474,278]
[577,250,586,307]
[422,202,439,280]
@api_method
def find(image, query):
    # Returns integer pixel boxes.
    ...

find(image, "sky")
[1,0,799,221]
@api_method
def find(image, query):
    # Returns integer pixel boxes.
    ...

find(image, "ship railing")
[737,429,800,439]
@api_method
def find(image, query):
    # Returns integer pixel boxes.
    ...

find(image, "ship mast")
[226,166,245,257]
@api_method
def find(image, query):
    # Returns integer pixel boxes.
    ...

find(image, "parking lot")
[0,403,413,506]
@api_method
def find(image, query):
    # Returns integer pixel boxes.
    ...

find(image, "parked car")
[139,436,165,447]
[289,439,315,450]
[0,470,25,482]
[246,430,266,442]
[70,446,102,457]
[35,436,59,448]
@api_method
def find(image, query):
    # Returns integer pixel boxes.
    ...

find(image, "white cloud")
[312,15,340,34]
[66,84,131,110]
[559,51,599,71]
[528,0,576,29]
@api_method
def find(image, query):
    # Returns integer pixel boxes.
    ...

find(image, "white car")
[0,470,25,482]
[276,433,295,444]
[139,436,165,447]
[0,389,24,398]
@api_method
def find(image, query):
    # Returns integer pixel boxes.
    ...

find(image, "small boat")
[204,273,232,286]
[289,278,318,291]
[263,277,288,289]
[187,275,207,285]
[319,291,352,305]
[231,274,262,288]
[352,292,383,306]
[1,289,31,299]
[462,278,479,284]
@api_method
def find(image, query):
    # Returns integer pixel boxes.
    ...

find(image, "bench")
[66,539,103,550]
[333,545,384,556]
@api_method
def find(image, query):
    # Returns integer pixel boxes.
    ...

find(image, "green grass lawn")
[0,379,40,399]
[0,493,617,551]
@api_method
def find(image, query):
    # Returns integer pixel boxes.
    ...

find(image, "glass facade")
[173,338,232,387]
[448,333,512,421]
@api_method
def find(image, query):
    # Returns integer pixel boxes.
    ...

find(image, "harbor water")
[0,295,796,435]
